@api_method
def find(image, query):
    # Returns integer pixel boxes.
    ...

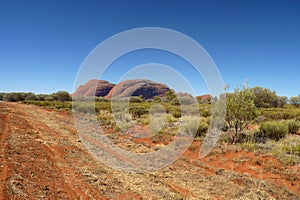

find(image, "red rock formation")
[196,94,212,102]
[105,79,170,99]
[72,79,115,97]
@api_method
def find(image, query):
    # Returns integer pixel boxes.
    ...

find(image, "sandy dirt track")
[0,102,299,199]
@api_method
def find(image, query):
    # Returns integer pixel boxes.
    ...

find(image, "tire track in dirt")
[6,103,107,199]
[20,105,142,199]
[19,104,187,199]
[0,112,11,199]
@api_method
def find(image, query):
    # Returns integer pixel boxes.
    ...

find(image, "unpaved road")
[0,102,299,199]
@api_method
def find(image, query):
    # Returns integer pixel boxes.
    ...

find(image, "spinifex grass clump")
[261,107,300,120]
[272,135,300,165]
[180,116,209,137]
[286,120,300,134]
[258,121,288,141]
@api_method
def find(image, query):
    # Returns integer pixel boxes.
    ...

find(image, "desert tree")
[251,86,278,108]
[53,91,72,102]
[0,93,4,101]
[277,96,288,108]
[226,84,259,142]
[289,96,300,108]
[3,92,24,102]
[23,92,37,101]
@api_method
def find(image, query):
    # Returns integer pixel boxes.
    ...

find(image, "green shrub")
[154,96,161,102]
[113,125,121,132]
[95,102,112,112]
[261,108,300,120]
[112,112,133,130]
[197,119,209,136]
[73,103,95,114]
[259,121,288,141]
[181,105,200,116]
[95,97,110,102]
[272,136,300,165]
[129,96,143,103]
[286,120,300,134]
[148,113,167,133]
[0,93,4,101]
[240,140,276,153]
[166,114,177,123]
[53,91,71,102]
[129,107,148,118]
[113,112,132,123]
[140,116,151,126]
[241,142,257,151]
[97,111,114,125]
[200,109,211,118]
[23,100,71,110]
[170,98,180,106]
[171,110,181,118]
[181,117,208,137]
[237,131,258,143]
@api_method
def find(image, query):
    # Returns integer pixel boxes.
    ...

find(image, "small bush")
[140,116,151,126]
[95,97,110,102]
[73,103,95,114]
[95,102,112,112]
[197,120,209,136]
[181,117,208,137]
[113,112,132,123]
[240,140,276,153]
[259,121,288,141]
[171,110,181,118]
[272,135,300,165]
[181,105,200,116]
[148,113,167,133]
[129,107,148,119]
[153,96,161,102]
[113,125,121,132]
[129,96,143,103]
[219,132,232,143]
[241,142,257,151]
[113,112,133,131]
[261,108,300,121]
[97,111,114,125]
[237,131,258,143]
[286,120,300,134]
[166,114,177,123]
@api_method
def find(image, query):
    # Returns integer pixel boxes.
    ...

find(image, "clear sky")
[0,0,299,97]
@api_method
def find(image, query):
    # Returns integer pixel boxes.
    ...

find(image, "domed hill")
[196,94,212,102]
[105,79,171,99]
[72,79,115,97]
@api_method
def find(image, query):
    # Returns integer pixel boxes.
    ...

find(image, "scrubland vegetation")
[2,85,300,166]
[1,86,300,199]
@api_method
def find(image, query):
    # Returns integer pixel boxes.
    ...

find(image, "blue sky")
[0,0,299,97]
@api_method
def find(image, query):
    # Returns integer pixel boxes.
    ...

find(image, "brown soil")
[0,102,299,199]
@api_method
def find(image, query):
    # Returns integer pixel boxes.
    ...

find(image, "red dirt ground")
[0,102,299,199]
